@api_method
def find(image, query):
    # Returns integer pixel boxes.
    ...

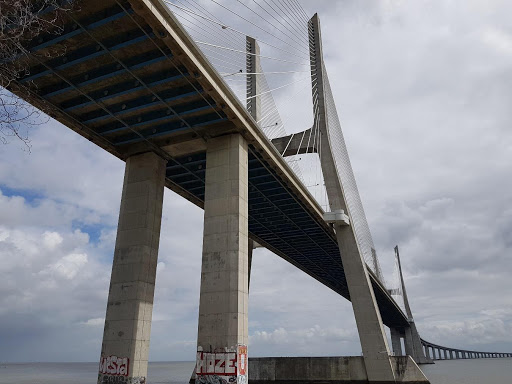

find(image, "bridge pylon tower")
[307,13,395,382]
[273,13,431,383]
[392,246,433,364]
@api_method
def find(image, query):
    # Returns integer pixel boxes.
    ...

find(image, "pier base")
[249,356,430,384]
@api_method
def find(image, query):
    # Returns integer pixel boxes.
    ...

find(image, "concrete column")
[394,246,430,364]
[246,37,259,293]
[450,350,454,359]
[247,239,253,289]
[332,223,396,382]
[390,328,402,356]
[196,134,249,375]
[97,152,166,384]
[404,327,415,357]
[246,36,261,123]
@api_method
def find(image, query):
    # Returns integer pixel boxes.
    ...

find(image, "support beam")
[395,246,431,364]
[195,133,249,384]
[404,327,415,357]
[98,151,166,384]
[391,328,403,356]
[271,128,316,157]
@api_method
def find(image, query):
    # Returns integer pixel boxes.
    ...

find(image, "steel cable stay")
[175,16,243,53]
[281,0,309,28]
[234,0,309,49]
[195,41,309,64]
[268,0,308,40]
[163,0,310,58]
[208,0,309,54]
[172,2,244,49]
[248,0,311,48]
[222,70,309,77]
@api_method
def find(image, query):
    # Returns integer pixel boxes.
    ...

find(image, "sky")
[1,0,512,363]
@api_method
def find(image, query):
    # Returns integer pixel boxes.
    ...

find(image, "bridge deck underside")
[6,0,408,328]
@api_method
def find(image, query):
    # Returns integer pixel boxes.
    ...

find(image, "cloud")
[43,231,64,249]
[39,253,88,280]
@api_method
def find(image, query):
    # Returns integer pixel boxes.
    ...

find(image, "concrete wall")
[249,356,429,384]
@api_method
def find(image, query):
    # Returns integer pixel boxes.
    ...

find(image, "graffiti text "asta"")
[99,355,129,376]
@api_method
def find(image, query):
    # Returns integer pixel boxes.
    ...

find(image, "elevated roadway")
[6,0,408,328]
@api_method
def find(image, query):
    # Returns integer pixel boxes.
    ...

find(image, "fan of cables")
[163,0,317,188]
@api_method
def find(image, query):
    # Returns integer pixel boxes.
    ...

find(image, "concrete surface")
[249,356,430,384]
[98,151,166,384]
[196,133,250,351]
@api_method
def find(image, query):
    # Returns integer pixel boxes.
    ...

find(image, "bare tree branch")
[0,0,75,149]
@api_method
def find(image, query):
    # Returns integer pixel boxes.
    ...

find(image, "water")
[0,362,195,384]
[0,359,511,384]
[420,359,512,384]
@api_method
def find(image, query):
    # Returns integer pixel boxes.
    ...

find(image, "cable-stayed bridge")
[3,1,510,383]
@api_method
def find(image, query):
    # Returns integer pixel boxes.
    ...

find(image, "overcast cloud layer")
[1,0,511,362]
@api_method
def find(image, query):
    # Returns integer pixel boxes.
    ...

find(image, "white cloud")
[81,318,105,327]
[40,252,88,280]
[481,27,512,56]
[43,231,63,249]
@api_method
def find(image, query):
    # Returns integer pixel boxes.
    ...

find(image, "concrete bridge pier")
[194,134,249,384]
[97,152,166,384]
[427,346,434,361]
[391,328,403,356]
[404,324,431,364]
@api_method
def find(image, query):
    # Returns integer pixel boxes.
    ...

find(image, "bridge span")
[3,0,511,383]
[420,339,512,361]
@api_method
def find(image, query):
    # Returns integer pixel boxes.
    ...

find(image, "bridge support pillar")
[391,328,403,356]
[97,152,166,384]
[404,324,431,364]
[195,134,249,383]
[333,224,400,383]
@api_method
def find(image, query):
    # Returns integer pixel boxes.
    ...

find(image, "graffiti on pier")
[99,355,129,377]
[195,345,247,384]
[99,376,146,384]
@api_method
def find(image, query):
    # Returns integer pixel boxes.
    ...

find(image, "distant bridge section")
[421,339,512,361]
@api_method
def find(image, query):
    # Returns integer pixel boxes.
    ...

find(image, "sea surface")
[0,359,511,384]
